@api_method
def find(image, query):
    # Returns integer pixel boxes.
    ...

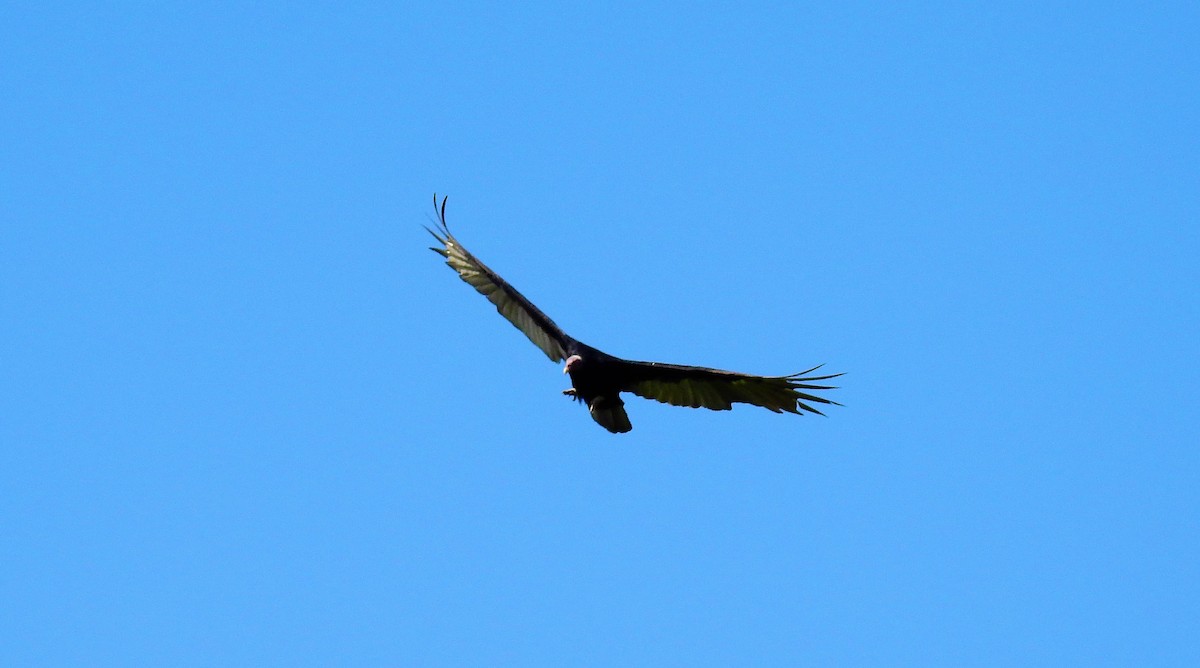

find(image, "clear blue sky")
[3,3,1197,665]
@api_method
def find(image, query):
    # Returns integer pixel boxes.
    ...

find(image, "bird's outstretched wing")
[426,195,574,362]
[620,361,842,415]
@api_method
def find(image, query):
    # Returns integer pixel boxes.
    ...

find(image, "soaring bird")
[425,195,841,433]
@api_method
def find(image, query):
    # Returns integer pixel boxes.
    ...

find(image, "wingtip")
[790,364,845,383]
[430,193,450,233]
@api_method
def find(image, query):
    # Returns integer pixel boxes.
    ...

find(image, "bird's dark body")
[562,344,635,432]
[565,351,614,404]
[425,195,842,433]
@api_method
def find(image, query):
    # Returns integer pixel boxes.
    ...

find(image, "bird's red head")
[564,354,583,374]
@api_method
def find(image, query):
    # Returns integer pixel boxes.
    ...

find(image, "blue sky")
[3,2,1197,665]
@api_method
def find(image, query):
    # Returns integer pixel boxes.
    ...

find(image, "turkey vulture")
[425,195,841,433]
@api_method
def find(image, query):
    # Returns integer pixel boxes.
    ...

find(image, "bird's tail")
[589,396,632,433]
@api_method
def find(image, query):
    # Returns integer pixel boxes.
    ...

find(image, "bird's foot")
[562,388,577,398]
